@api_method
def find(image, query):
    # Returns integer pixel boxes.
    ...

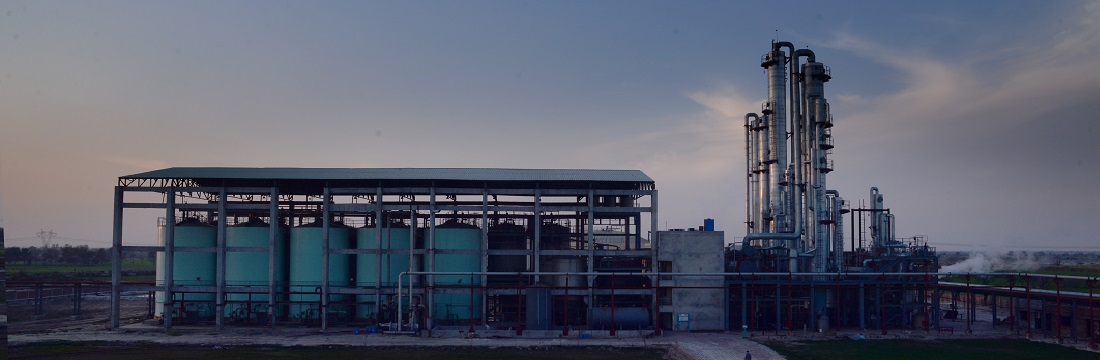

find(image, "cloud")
[816,2,1100,249]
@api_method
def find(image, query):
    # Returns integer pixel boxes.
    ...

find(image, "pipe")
[887,214,896,243]
[745,113,758,234]
[791,49,815,267]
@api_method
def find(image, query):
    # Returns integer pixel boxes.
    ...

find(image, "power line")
[36,229,56,247]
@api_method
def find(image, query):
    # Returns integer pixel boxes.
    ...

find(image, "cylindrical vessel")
[590,307,651,329]
[225,218,287,320]
[488,222,528,284]
[155,219,216,318]
[355,222,412,320]
[525,285,553,330]
[432,220,482,323]
[288,220,352,319]
[767,50,787,221]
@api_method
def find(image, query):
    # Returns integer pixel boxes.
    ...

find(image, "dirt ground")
[6,295,150,334]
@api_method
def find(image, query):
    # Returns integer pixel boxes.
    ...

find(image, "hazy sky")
[2,1,1098,251]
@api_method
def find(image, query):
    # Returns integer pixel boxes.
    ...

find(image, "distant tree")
[41,244,61,264]
[93,248,109,265]
[24,246,40,265]
[6,246,21,265]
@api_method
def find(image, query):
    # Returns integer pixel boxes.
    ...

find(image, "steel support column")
[164,187,176,331]
[321,186,331,332]
[427,186,436,332]
[110,186,124,330]
[268,187,279,328]
[215,187,227,332]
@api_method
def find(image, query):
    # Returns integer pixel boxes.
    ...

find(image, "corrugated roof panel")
[121,167,654,183]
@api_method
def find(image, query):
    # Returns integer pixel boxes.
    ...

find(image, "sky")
[2,0,1099,251]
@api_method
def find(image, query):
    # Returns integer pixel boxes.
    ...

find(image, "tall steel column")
[320,186,331,332]
[586,188,596,325]
[533,188,542,284]
[481,188,490,326]
[215,187,227,331]
[268,187,279,327]
[163,187,176,331]
[427,186,436,331]
[374,186,383,318]
[110,186,124,330]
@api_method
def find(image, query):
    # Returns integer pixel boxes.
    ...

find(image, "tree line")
[5,245,154,266]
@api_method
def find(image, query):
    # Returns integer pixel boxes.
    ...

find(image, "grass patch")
[766,338,1100,360]
[8,259,155,274]
[11,343,665,360]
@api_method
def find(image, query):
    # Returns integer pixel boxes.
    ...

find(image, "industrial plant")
[99,42,1098,345]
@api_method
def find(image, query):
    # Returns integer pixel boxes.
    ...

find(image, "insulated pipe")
[765,49,787,221]
[760,114,771,226]
[887,214,896,243]
[790,49,815,259]
[793,50,816,262]
[745,113,759,234]
[825,190,843,271]
[870,187,883,247]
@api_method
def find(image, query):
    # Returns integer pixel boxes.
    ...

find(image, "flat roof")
[120,167,654,191]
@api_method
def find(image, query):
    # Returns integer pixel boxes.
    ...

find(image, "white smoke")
[939,251,1044,273]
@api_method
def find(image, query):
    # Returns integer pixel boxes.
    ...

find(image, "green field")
[6,259,155,282]
[766,339,1100,360]
[7,259,154,274]
[10,344,665,360]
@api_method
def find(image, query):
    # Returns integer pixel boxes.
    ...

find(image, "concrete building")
[657,230,724,331]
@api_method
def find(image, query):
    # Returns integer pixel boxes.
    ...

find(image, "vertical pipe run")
[745,114,757,234]
[409,206,418,331]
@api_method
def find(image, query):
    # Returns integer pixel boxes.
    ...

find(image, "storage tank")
[224,218,287,321]
[538,222,587,326]
[154,218,216,318]
[590,307,651,329]
[487,221,528,284]
[288,220,353,319]
[355,222,412,320]
[432,220,482,323]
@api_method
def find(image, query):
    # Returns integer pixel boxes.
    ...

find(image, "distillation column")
[803,60,833,272]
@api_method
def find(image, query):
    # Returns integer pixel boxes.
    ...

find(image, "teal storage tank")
[155,218,216,318]
[432,220,482,323]
[225,218,287,320]
[355,223,412,320]
[288,220,353,319]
